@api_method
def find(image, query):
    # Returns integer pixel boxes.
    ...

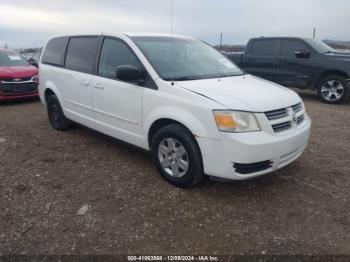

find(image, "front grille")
[0,82,38,95]
[292,103,302,113]
[265,103,305,134]
[272,121,292,132]
[297,115,305,125]
[2,77,32,82]
[234,160,272,175]
[265,108,288,120]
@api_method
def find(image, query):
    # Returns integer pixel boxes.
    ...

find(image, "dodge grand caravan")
[39,33,311,187]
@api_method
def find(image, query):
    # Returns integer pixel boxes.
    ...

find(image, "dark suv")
[227,37,350,104]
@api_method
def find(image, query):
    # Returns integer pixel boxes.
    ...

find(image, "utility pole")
[313,27,316,39]
[220,33,223,51]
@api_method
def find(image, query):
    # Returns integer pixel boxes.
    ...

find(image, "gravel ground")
[0,90,350,256]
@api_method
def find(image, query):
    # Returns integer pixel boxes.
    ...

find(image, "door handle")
[93,83,104,90]
[80,79,90,86]
[247,58,257,62]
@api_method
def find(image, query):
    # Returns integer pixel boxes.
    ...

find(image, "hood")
[324,52,350,60]
[0,65,38,79]
[175,74,301,112]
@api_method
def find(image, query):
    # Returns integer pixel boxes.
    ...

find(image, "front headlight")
[213,110,261,133]
[31,74,39,83]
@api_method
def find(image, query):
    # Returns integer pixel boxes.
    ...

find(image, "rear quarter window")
[42,37,68,66]
[65,37,99,74]
[251,40,277,56]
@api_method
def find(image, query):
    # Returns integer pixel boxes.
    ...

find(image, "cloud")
[0,3,169,34]
[170,0,350,44]
[0,0,349,48]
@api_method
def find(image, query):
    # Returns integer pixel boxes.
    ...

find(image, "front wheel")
[47,94,72,130]
[151,124,204,188]
[317,75,349,104]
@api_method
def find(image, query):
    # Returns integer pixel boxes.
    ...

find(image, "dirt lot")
[0,90,350,256]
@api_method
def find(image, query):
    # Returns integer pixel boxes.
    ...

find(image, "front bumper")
[0,91,39,101]
[0,81,39,101]
[197,114,311,180]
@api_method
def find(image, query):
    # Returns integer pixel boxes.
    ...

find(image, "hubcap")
[158,138,189,178]
[320,80,344,102]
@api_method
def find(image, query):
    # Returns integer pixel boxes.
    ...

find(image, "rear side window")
[65,37,99,74]
[280,40,309,57]
[42,37,68,66]
[251,40,277,56]
[98,38,142,79]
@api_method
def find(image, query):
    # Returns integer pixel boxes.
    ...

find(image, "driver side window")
[280,40,310,57]
[98,38,142,79]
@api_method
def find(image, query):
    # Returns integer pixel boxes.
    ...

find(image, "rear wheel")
[151,124,204,188]
[47,95,72,130]
[317,75,349,104]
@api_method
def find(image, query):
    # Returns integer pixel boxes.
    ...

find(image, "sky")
[0,0,349,48]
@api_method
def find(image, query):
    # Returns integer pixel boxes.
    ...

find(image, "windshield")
[0,51,29,66]
[304,39,335,53]
[132,37,244,81]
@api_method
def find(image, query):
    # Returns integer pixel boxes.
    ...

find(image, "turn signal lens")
[213,112,237,131]
[213,110,261,133]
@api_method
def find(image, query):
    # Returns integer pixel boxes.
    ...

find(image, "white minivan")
[39,33,311,187]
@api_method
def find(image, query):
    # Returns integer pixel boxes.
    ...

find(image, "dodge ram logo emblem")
[292,114,297,124]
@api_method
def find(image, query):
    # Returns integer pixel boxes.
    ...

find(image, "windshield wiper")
[164,76,200,81]
[216,73,243,78]
[175,77,198,81]
[165,73,244,82]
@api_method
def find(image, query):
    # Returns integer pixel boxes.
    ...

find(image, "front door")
[275,39,316,88]
[91,37,144,146]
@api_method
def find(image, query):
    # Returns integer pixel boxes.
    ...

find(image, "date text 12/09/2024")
[127,255,219,261]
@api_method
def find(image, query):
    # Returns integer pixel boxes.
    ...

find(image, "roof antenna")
[170,0,175,86]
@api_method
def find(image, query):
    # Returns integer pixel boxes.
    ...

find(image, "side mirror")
[28,58,38,68]
[294,50,310,59]
[116,65,145,85]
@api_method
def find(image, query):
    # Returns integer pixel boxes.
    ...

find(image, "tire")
[46,94,72,130]
[151,124,204,188]
[317,75,349,104]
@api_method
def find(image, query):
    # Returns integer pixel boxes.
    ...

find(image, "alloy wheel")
[320,80,345,102]
[157,138,189,178]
